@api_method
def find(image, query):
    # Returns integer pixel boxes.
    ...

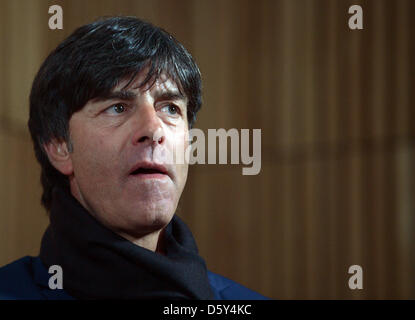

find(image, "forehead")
[78,67,189,114]
[116,69,184,98]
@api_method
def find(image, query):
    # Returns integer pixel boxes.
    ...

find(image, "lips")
[129,162,169,178]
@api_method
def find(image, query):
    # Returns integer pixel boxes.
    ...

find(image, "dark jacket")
[0,256,267,300]
[1,187,268,300]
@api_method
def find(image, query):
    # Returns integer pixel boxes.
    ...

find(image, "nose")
[131,104,165,146]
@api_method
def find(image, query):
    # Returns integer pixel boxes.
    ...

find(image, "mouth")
[129,162,169,180]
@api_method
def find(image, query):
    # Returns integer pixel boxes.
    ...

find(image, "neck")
[39,185,214,299]
[118,228,166,253]
[69,179,166,253]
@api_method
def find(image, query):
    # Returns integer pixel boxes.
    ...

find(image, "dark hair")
[28,16,202,211]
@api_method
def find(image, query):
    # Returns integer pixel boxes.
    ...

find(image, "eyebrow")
[154,90,187,103]
[92,90,137,102]
[92,89,187,103]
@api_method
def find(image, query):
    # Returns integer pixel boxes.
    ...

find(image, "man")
[0,16,266,300]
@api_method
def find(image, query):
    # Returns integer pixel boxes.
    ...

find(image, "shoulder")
[1,257,269,300]
[0,256,73,300]
[207,271,270,300]
[0,256,44,299]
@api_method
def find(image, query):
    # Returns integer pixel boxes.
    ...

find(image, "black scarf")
[39,186,214,300]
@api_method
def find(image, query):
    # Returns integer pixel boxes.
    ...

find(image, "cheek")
[164,127,189,182]
[170,125,189,150]
[71,131,121,179]
[179,164,189,184]
[175,132,189,185]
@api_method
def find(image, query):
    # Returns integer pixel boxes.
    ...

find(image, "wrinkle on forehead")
[113,71,188,106]
[118,64,185,98]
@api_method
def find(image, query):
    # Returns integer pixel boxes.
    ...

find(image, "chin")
[126,200,176,232]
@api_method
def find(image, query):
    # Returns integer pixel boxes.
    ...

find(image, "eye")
[161,104,181,116]
[105,103,127,115]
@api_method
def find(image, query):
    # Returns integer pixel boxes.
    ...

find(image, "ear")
[43,139,73,176]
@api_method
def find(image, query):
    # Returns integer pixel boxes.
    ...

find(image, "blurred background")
[0,0,414,299]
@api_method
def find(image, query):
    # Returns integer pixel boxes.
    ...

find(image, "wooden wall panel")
[0,0,414,299]
[0,131,48,264]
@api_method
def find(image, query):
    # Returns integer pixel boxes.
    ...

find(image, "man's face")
[66,71,189,239]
